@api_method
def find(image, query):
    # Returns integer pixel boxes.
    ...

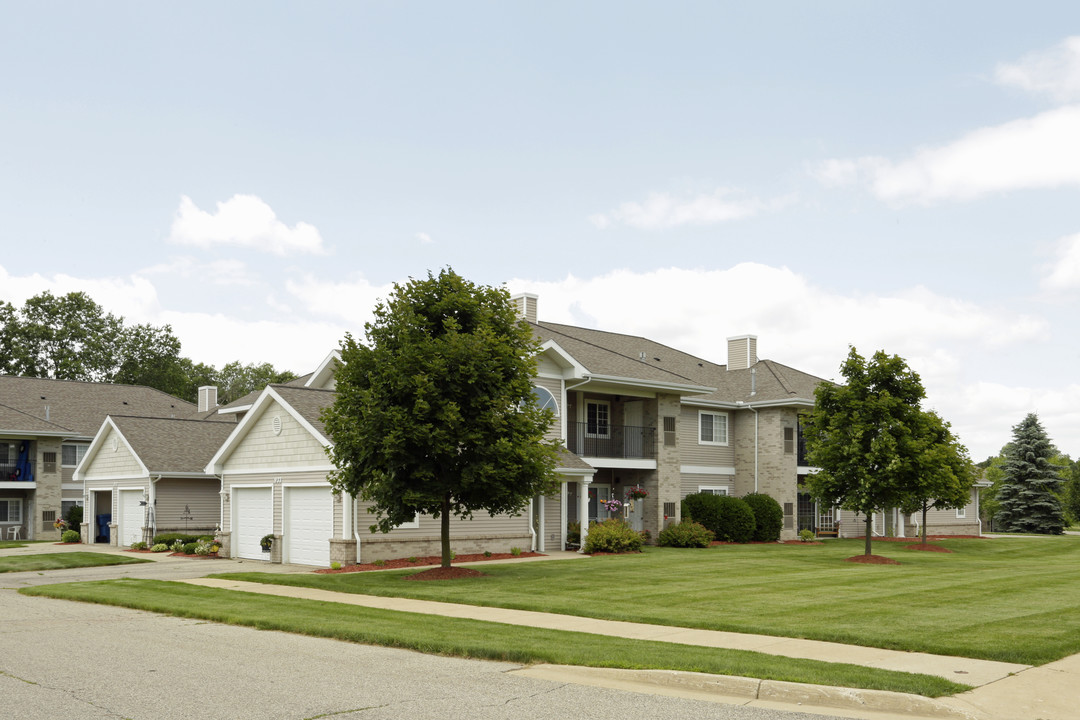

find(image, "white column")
[537,494,546,552]
[560,482,567,550]
[896,509,905,538]
[578,478,591,553]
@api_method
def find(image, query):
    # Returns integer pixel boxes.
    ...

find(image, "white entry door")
[234,487,273,560]
[283,485,332,567]
[118,489,145,546]
[588,484,612,522]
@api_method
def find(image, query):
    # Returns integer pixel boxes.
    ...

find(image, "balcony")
[0,461,34,483]
[567,422,656,459]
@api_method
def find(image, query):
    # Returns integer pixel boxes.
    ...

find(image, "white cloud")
[996,36,1080,103]
[508,264,1048,458]
[416,232,433,244]
[1040,232,1080,291]
[284,273,395,327]
[590,188,778,229]
[0,265,162,322]
[167,194,326,256]
[140,256,257,287]
[816,105,1080,203]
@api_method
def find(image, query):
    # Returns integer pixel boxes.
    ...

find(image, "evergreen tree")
[994,413,1065,534]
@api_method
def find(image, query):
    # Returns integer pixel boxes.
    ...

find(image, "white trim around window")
[61,443,89,468]
[0,498,23,523]
[956,506,967,519]
[698,486,730,496]
[396,513,420,529]
[698,410,729,446]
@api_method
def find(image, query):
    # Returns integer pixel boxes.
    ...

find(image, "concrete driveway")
[2,545,842,720]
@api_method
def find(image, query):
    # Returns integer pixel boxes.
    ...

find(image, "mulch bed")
[315,551,544,574]
[404,567,485,581]
[844,554,901,565]
[870,535,983,542]
[904,543,952,552]
[710,540,823,546]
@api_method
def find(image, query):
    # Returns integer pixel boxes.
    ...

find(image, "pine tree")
[994,413,1065,534]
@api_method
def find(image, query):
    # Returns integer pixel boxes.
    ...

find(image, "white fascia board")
[216,404,252,415]
[74,417,150,482]
[150,472,218,480]
[305,349,343,388]
[0,429,70,438]
[537,340,588,376]
[680,399,741,409]
[580,457,658,470]
[556,466,597,478]
[733,398,816,410]
[222,465,335,476]
[581,374,715,396]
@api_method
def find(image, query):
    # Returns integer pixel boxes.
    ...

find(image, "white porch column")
[537,494,545,552]
[896,509,905,538]
[578,477,591,553]
[560,482,567,550]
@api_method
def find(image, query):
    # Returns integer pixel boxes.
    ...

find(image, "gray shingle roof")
[269,385,335,440]
[109,415,236,474]
[0,376,199,438]
[555,447,594,473]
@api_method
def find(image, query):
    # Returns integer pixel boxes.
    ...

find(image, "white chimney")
[727,335,758,371]
[198,386,218,413]
[511,293,538,323]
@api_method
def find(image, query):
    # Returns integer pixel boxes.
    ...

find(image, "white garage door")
[234,487,273,560]
[284,485,332,567]
[119,489,145,547]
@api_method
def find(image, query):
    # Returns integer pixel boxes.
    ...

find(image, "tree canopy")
[994,413,1065,534]
[803,347,975,555]
[322,269,560,568]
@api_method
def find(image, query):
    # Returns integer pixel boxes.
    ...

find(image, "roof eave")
[580,374,716,396]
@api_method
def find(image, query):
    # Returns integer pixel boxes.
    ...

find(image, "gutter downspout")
[528,498,537,552]
[149,475,161,542]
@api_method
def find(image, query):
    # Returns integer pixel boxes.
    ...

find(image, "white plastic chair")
[8,526,21,540]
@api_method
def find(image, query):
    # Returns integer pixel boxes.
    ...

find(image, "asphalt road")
[0,555,846,720]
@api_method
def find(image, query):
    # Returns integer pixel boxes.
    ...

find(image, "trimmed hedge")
[61,529,81,543]
[682,492,755,543]
[657,520,714,548]
[742,492,784,542]
[153,533,201,546]
[583,518,644,554]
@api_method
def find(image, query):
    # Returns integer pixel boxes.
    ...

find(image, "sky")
[2,2,1080,460]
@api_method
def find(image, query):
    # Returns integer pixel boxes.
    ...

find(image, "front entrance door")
[588,484,611,523]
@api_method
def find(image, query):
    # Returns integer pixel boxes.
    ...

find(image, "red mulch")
[315,551,544,574]
[845,554,901,565]
[904,543,952,553]
[404,566,485,581]
[710,540,823,546]
[869,535,984,542]
[54,542,81,545]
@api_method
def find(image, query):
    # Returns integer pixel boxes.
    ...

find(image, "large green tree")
[898,410,978,544]
[803,348,961,556]
[215,360,298,404]
[15,291,124,381]
[322,269,560,568]
[994,413,1065,534]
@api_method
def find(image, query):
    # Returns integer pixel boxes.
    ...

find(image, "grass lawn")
[19,578,967,697]
[213,536,1080,666]
[0,552,152,573]
[0,540,50,550]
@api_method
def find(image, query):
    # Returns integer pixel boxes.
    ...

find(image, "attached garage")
[118,489,146,547]
[283,485,332,566]
[233,486,273,560]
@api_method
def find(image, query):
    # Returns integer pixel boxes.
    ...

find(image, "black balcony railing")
[566,422,656,459]
[797,432,809,466]
[0,461,34,482]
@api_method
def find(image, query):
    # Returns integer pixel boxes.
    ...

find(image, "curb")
[509,665,982,719]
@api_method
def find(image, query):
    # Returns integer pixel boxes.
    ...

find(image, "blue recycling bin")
[96,514,111,543]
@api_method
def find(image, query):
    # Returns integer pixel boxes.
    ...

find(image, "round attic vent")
[272,416,282,436]
[112,436,119,452]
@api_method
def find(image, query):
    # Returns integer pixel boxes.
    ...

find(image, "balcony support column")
[578,477,591,553]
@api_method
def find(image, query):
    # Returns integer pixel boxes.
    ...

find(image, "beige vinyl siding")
[356,503,530,540]
[678,407,734,465]
[62,467,77,483]
[61,488,84,501]
[155,478,219,532]
[535,356,563,376]
[542,491,563,548]
[223,400,330,471]
[680,472,734,498]
[83,428,143,478]
[534,375,563,442]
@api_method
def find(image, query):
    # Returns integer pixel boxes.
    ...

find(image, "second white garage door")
[118,489,145,547]
[234,486,273,560]
[284,485,332,567]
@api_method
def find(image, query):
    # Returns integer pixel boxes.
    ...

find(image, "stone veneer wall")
[34,439,63,541]
[357,533,533,563]
[733,407,799,540]
[654,393,682,535]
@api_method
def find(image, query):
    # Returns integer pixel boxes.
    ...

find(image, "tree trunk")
[921,504,928,545]
[864,513,873,556]
[441,493,452,568]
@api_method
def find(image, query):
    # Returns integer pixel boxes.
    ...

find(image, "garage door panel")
[119,490,144,547]
[234,487,273,560]
[285,486,332,566]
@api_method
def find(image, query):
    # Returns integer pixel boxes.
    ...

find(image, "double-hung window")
[61,444,88,468]
[0,499,22,523]
[586,401,610,438]
[698,411,728,445]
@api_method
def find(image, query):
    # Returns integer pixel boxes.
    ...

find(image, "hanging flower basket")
[626,486,648,500]
[602,498,623,514]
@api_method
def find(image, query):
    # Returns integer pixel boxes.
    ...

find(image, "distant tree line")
[0,291,295,404]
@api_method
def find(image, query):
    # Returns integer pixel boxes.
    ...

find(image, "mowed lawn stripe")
[211,537,1080,665]
[0,551,152,573]
[19,578,968,697]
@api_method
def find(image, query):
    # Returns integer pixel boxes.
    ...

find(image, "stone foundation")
[357,533,533,563]
[217,531,231,558]
[329,538,357,566]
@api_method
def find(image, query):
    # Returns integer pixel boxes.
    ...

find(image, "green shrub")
[510,547,522,556]
[799,528,816,542]
[583,518,643,554]
[150,543,169,552]
[657,520,714,548]
[153,533,200,546]
[483,551,492,558]
[130,541,147,550]
[373,559,385,567]
[330,561,341,570]
[742,492,784,542]
[61,529,81,543]
[681,493,755,542]
[197,535,214,543]
[169,539,186,553]
[64,504,83,529]
[181,542,197,555]
[567,521,581,545]
[682,493,723,533]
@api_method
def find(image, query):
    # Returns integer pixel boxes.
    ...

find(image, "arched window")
[531,386,559,416]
